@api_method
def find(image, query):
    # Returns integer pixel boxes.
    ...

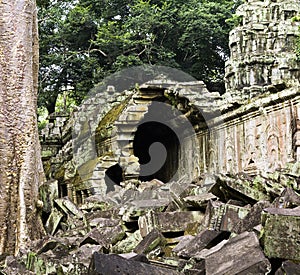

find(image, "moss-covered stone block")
[39,180,59,213]
[262,207,300,261]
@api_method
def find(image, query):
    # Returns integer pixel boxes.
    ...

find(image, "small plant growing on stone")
[226,14,243,27]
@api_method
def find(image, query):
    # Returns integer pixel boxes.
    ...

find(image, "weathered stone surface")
[85,209,119,222]
[273,187,300,208]
[138,210,204,237]
[120,198,171,222]
[134,229,165,254]
[80,195,112,212]
[203,200,250,232]
[45,208,64,235]
[70,244,103,268]
[138,179,164,191]
[262,207,300,261]
[211,174,270,203]
[39,180,59,214]
[232,200,271,234]
[172,235,195,255]
[194,239,228,260]
[120,253,150,264]
[88,252,181,275]
[205,232,271,275]
[54,197,84,219]
[36,238,72,260]
[275,260,300,275]
[183,193,217,209]
[112,230,143,254]
[176,230,229,258]
[80,225,125,247]
[179,258,205,275]
[88,217,120,228]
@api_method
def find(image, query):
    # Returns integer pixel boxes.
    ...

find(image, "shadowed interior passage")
[133,121,180,182]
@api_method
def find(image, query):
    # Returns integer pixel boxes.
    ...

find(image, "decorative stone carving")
[224,0,300,103]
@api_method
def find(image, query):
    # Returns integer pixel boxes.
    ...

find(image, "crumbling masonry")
[42,0,300,203]
[19,0,300,274]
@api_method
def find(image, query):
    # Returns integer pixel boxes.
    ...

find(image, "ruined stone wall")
[177,90,300,177]
[207,91,300,175]
[40,0,300,202]
[225,0,300,103]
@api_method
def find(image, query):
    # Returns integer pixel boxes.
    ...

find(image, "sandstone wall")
[40,0,300,201]
[225,0,300,102]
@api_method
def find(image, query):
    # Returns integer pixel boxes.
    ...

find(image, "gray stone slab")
[134,229,165,254]
[262,207,300,261]
[275,261,300,275]
[88,252,181,275]
[177,230,229,258]
[203,200,250,232]
[138,210,204,237]
[205,232,271,275]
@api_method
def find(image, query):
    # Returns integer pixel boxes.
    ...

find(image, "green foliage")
[38,0,103,113]
[292,16,300,61]
[37,107,48,131]
[226,14,243,27]
[292,16,300,22]
[37,0,242,113]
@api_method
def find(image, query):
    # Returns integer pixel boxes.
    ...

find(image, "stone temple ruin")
[42,0,300,201]
[6,0,300,274]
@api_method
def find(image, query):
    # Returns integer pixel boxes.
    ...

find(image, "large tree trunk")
[0,0,45,255]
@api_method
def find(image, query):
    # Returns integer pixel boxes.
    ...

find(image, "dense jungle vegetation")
[37,0,243,115]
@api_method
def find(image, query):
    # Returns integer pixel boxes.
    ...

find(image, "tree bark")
[0,0,45,255]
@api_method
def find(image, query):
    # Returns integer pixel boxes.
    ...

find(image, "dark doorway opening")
[58,183,68,198]
[105,163,123,193]
[133,121,179,182]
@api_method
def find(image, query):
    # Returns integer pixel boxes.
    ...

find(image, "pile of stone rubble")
[1,164,300,274]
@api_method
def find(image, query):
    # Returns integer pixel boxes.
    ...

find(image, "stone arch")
[111,82,210,184]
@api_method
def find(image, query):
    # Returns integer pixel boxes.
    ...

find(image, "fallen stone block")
[39,180,59,214]
[194,239,228,260]
[112,230,143,254]
[85,209,119,222]
[262,207,300,261]
[211,174,270,203]
[273,187,300,208]
[203,200,250,232]
[138,179,164,191]
[134,229,165,254]
[45,208,64,235]
[232,200,271,234]
[54,197,84,219]
[183,193,217,209]
[80,225,125,247]
[88,252,181,275]
[119,253,150,264]
[88,217,120,228]
[168,182,193,210]
[275,260,300,275]
[172,235,195,255]
[119,198,170,222]
[138,210,204,237]
[180,258,205,275]
[205,231,271,275]
[70,244,103,268]
[36,238,74,262]
[176,230,229,258]
[80,195,112,212]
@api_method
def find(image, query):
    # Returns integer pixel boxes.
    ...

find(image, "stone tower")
[224,0,300,103]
